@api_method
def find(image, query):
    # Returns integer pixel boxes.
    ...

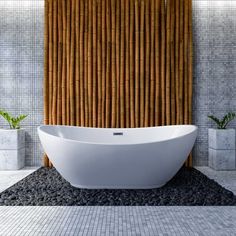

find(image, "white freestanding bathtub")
[38,125,197,189]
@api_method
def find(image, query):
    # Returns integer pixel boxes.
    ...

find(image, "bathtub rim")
[38,125,198,146]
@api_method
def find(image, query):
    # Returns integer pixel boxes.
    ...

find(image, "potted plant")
[0,110,27,170]
[208,112,236,170]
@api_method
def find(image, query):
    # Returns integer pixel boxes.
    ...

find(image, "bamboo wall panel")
[44,0,193,166]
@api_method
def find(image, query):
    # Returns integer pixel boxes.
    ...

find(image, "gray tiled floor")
[0,167,39,193]
[0,206,236,235]
[196,167,236,195]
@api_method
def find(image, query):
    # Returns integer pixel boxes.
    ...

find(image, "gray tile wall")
[192,0,236,166]
[0,0,235,166]
[0,1,44,166]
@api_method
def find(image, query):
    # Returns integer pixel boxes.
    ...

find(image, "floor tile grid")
[1,207,236,236]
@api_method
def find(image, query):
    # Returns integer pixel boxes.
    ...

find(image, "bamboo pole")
[160,0,165,125]
[179,0,184,124]
[84,0,89,126]
[52,0,58,125]
[144,0,150,127]
[97,0,102,127]
[43,153,49,168]
[48,0,53,124]
[188,0,193,168]
[88,0,93,127]
[125,0,130,127]
[135,0,140,127]
[120,0,125,128]
[92,0,97,127]
[49,160,53,168]
[105,0,111,127]
[115,0,120,128]
[101,0,106,127]
[61,0,67,125]
[188,0,193,125]
[165,0,171,125]
[184,0,189,124]
[44,0,49,167]
[66,0,71,125]
[57,0,62,125]
[75,0,80,126]
[154,0,160,126]
[170,0,176,124]
[69,0,75,126]
[150,0,155,126]
[175,0,180,124]
[111,0,116,128]
[79,0,85,126]
[139,0,145,127]
[44,0,49,126]
[129,0,135,128]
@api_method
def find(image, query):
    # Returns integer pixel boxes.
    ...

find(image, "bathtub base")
[70,183,167,190]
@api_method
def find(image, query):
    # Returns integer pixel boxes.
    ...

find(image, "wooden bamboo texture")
[170,0,176,125]
[61,0,67,125]
[92,0,97,127]
[66,0,71,125]
[44,0,194,167]
[139,0,145,127]
[111,0,116,128]
[150,0,155,126]
[160,0,166,125]
[75,0,80,126]
[120,0,125,128]
[101,0,106,127]
[97,0,102,127]
[125,0,130,128]
[188,0,193,167]
[188,0,193,125]
[175,0,180,125]
[105,0,111,127]
[179,0,184,124]
[88,0,93,127]
[184,0,189,125]
[129,0,135,128]
[135,0,140,127]
[52,0,58,125]
[155,0,160,126]
[115,0,120,127]
[165,0,171,125]
[79,0,85,126]
[144,0,150,127]
[57,0,62,125]
[48,0,53,125]
[84,0,89,126]
[43,0,49,167]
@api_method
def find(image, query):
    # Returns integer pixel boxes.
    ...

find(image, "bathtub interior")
[39,125,197,145]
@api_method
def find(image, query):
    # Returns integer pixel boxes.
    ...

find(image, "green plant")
[0,110,28,129]
[208,112,236,129]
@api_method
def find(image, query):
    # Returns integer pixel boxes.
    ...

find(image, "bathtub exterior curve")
[38,125,198,189]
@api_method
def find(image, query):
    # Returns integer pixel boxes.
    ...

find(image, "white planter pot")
[0,129,25,170]
[208,128,235,170]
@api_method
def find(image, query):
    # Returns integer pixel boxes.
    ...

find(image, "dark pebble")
[0,167,235,206]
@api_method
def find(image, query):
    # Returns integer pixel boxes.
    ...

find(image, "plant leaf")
[208,112,236,129]
[208,115,222,129]
[0,109,27,129]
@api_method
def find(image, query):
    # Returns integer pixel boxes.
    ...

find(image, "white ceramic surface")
[38,125,198,189]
